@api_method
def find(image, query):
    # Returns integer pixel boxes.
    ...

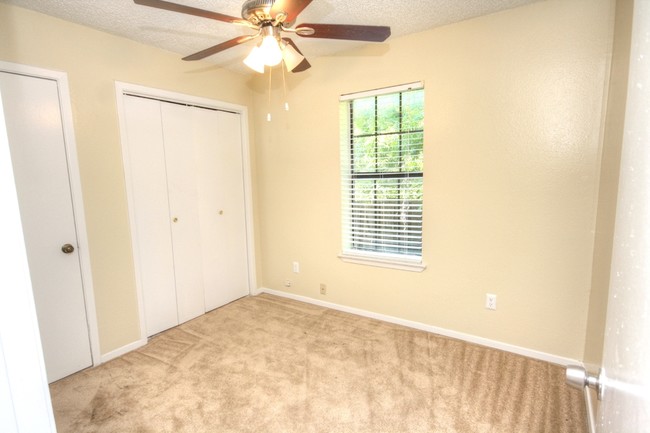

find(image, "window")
[339,82,425,271]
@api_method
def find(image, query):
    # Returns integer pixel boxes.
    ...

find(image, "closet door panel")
[196,110,250,310]
[123,96,178,336]
[160,103,206,324]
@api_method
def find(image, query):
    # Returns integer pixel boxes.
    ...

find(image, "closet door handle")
[61,243,75,254]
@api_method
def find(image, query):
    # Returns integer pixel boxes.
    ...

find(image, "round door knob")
[173,217,178,223]
[61,244,75,254]
[565,365,605,401]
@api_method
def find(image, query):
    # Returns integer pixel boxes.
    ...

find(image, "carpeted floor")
[50,294,587,433]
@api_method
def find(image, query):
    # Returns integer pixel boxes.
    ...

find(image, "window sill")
[338,253,427,272]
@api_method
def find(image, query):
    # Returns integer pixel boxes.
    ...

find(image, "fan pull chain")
[282,61,289,111]
[267,66,273,122]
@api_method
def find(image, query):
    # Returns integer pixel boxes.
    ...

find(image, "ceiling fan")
[134,0,391,73]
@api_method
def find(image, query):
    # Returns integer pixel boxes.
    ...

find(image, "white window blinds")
[340,82,424,264]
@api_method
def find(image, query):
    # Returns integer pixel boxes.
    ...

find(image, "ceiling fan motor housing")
[241,0,276,25]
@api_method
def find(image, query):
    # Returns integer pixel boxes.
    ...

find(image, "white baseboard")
[99,338,147,364]
[258,287,580,367]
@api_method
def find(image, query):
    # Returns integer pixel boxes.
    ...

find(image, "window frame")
[339,82,426,272]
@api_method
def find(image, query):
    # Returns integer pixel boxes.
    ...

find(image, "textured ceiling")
[1,0,542,74]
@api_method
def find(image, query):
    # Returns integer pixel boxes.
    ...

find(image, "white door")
[597,1,650,430]
[160,103,207,323]
[0,84,57,433]
[122,96,207,334]
[122,95,179,336]
[0,71,93,383]
[161,103,249,316]
[197,110,250,310]
[121,92,250,337]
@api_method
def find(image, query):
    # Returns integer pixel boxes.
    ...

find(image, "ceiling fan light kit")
[244,26,306,73]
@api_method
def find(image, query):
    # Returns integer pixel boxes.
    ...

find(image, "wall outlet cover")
[486,293,497,310]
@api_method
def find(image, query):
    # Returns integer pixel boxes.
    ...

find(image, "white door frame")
[115,81,257,342]
[0,60,101,368]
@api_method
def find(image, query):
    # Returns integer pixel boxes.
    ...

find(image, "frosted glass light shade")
[243,46,265,73]
[282,43,304,72]
[260,35,283,66]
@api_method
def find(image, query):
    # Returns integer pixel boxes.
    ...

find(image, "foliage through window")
[340,83,424,265]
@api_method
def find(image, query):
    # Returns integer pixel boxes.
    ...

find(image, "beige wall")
[253,0,615,361]
[583,0,633,369]
[0,3,254,355]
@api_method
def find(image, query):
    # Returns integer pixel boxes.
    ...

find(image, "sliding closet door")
[121,91,251,337]
[197,110,250,310]
[122,96,178,336]
[160,103,206,323]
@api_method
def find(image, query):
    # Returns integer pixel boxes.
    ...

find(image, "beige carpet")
[50,294,587,433]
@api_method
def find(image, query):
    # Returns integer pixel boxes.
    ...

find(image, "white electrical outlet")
[320,283,327,295]
[292,261,300,273]
[486,293,497,310]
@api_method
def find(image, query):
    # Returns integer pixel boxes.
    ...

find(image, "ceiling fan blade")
[271,0,313,24]
[182,35,257,61]
[282,38,311,72]
[296,23,391,42]
[134,0,242,24]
